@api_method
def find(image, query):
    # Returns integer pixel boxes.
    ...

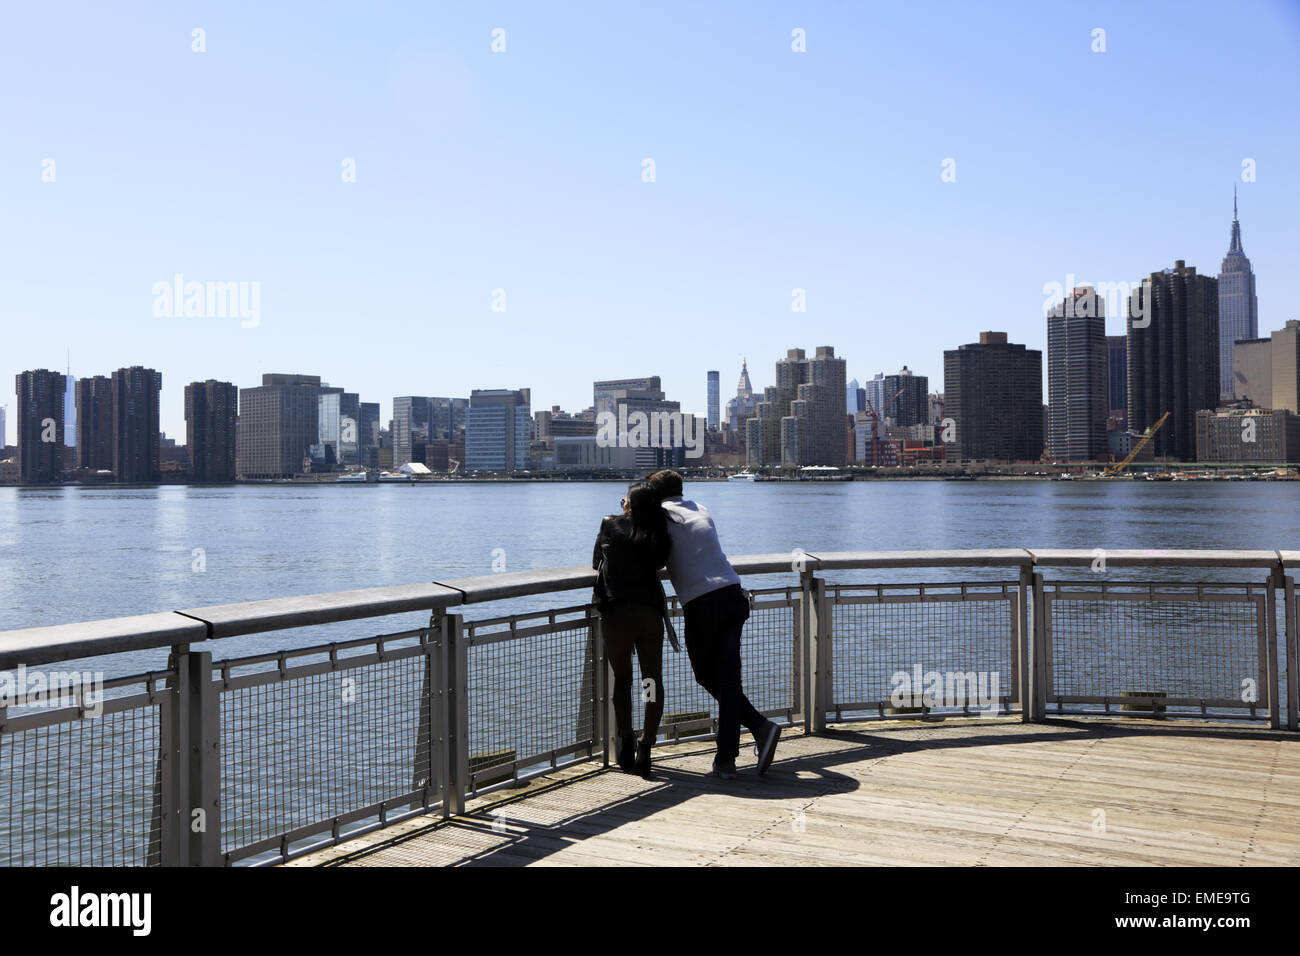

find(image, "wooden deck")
[290,718,1300,867]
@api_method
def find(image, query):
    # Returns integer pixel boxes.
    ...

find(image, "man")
[646,469,780,779]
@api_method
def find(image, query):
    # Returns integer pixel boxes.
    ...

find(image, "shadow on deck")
[289,718,1300,867]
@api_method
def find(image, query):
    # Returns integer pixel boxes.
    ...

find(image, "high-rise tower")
[1218,188,1259,399]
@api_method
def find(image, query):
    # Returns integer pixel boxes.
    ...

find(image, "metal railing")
[1,548,1297,866]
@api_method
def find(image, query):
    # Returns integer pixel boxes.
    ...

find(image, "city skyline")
[2,1,1297,445]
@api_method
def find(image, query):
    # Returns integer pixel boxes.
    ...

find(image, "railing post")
[414,610,442,813]
[591,611,616,766]
[437,612,466,817]
[807,575,830,733]
[1286,574,1298,732]
[152,645,189,866]
[186,650,221,866]
[1016,566,1032,722]
[1030,571,1048,722]
[1265,569,1281,731]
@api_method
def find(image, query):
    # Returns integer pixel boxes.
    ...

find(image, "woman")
[591,481,671,776]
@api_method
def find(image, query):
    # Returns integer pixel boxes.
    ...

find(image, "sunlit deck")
[292,718,1300,867]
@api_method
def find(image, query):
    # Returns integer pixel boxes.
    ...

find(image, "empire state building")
[1218,188,1259,400]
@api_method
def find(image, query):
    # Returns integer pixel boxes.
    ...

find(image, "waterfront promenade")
[294,717,1300,867]
[2,547,1299,867]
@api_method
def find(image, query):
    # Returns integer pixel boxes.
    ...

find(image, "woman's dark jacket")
[591,514,670,612]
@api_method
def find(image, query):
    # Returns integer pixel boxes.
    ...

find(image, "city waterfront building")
[726,361,759,432]
[1047,287,1108,460]
[1272,320,1300,415]
[1233,337,1273,409]
[111,366,162,483]
[1217,190,1259,400]
[943,332,1043,462]
[747,347,847,467]
[1196,404,1300,463]
[14,368,66,483]
[881,367,928,427]
[466,388,530,473]
[1127,261,1219,461]
[237,374,322,479]
[593,376,681,470]
[1106,335,1128,431]
[392,396,430,469]
[185,380,238,482]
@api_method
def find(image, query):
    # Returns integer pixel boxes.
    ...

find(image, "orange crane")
[1103,411,1170,477]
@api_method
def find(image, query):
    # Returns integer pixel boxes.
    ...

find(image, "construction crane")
[861,387,907,466]
[1103,411,1170,477]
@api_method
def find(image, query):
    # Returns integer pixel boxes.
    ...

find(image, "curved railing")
[1,548,1297,867]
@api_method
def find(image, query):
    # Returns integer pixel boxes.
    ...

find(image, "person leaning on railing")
[591,481,675,776]
[646,469,781,779]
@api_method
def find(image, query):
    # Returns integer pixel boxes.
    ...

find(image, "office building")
[14,369,67,483]
[185,380,238,482]
[943,332,1043,462]
[237,374,322,479]
[1127,261,1219,461]
[1218,190,1259,399]
[707,371,720,430]
[466,389,530,473]
[1106,335,1127,430]
[75,375,113,470]
[593,376,681,470]
[1272,320,1300,415]
[726,361,759,432]
[1047,287,1108,460]
[392,396,430,468]
[1196,405,1300,463]
[882,367,929,427]
[1233,337,1273,409]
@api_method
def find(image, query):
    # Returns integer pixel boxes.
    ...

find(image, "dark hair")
[625,481,668,552]
[646,469,683,500]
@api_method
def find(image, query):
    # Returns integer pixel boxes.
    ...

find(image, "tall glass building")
[1218,190,1259,400]
[466,389,530,473]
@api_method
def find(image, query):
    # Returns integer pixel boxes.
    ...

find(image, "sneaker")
[711,757,738,780]
[754,721,781,775]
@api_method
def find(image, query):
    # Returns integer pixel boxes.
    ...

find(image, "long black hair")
[624,480,669,556]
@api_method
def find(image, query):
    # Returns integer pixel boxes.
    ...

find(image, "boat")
[728,471,759,482]
[377,471,412,483]
[336,471,370,483]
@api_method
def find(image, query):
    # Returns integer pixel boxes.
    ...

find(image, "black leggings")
[601,602,665,740]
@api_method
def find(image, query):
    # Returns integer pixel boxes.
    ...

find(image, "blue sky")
[3,0,1298,443]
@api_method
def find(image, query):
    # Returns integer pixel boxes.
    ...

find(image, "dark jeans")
[682,583,766,761]
[600,602,665,741]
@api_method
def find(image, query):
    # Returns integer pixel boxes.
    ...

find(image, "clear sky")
[3,0,1298,444]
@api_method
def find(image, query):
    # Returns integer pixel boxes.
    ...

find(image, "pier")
[1,548,1298,866]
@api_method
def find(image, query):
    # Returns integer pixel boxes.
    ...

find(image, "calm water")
[1,479,1298,672]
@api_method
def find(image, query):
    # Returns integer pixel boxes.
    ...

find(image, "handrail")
[0,548,1290,669]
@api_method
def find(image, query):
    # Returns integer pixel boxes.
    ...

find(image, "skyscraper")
[111,366,162,483]
[391,396,431,468]
[943,332,1043,462]
[1047,288,1108,460]
[14,369,66,483]
[706,371,720,430]
[726,360,758,431]
[747,346,847,466]
[1106,335,1128,430]
[882,367,929,427]
[592,376,681,469]
[1127,261,1219,461]
[185,380,238,482]
[63,359,76,451]
[1272,320,1300,415]
[466,389,530,473]
[1218,189,1259,400]
[75,375,114,470]
[237,374,321,479]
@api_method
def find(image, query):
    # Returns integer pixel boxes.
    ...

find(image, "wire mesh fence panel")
[1044,582,1269,717]
[218,641,430,861]
[463,611,597,785]
[642,590,798,737]
[828,584,1018,719]
[0,685,164,866]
